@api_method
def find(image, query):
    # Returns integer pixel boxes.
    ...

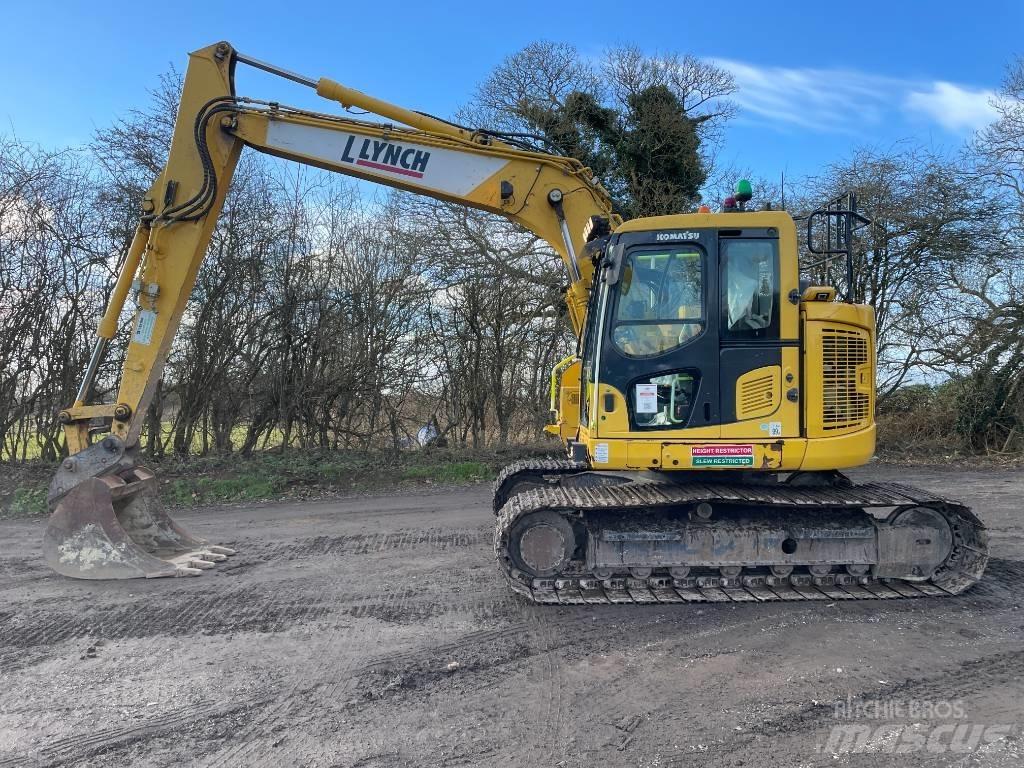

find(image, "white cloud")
[713,58,902,133]
[904,81,999,132]
[710,58,997,135]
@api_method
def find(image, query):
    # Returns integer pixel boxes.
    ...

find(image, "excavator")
[44,42,989,603]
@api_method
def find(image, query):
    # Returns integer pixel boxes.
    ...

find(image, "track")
[494,460,989,604]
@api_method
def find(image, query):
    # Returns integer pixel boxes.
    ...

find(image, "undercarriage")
[493,460,989,604]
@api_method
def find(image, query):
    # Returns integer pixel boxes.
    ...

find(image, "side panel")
[577,436,808,470]
[550,359,581,442]
[802,302,875,439]
[721,350,781,423]
[798,300,875,469]
[264,120,506,199]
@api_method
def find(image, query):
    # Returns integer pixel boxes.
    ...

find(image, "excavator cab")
[566,213,803,466]
[496,194,988,603]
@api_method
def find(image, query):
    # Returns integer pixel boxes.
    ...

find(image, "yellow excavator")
[44,42,988,603]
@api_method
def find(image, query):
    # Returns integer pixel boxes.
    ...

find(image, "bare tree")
[797,146,1002,398]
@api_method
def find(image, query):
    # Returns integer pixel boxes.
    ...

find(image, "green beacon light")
[734,179,753,209]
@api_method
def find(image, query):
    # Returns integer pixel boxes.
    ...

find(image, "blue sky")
[2,0,1020,187]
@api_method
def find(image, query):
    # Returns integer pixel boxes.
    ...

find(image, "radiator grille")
[821,328,870,430]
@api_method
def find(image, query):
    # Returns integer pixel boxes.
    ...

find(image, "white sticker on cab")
[593,443,609,463]
[635,384,658,413]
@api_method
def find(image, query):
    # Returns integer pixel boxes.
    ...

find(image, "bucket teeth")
[179,556,216,570]
[43,473,235,580]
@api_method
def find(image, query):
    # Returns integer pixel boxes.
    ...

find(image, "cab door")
[718,228,800,438]
[595,231,721,438]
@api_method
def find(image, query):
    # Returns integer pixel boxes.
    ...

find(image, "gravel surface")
[1,464,1022,767]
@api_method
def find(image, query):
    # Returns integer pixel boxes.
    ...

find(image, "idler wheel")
[508,511,576,578]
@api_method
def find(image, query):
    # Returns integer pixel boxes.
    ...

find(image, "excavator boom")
[46,41,615,579]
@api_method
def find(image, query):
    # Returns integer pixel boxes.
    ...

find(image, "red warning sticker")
[690,444,754,466]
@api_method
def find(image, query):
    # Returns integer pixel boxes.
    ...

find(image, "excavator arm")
[45,41,614,580]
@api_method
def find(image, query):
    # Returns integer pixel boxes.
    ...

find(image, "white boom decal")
[265,120,506,197]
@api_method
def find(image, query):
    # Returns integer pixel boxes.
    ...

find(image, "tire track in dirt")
[350,561,477,767]
[0,576,339,764]
[331,609,618,765]
[240,528,491,562]
[540,608,763,763]
[522,605,569,767]
[0,557,51,594]
[205,566,416,766]
[2,532,513,655]
[335,568,430,765]
[946,557,1024,610]
[621,647,1024,768]
[222,524,507,765]
[542,605,841,763]
[214,571,337,762]
[342,591,519,624]
[343,608,628,681]
[3,549,382,763]
[0,700,256,768]
[264,585,429,766]
[258,602,610,764]
[0,582,327,650]
[198,595,365,764]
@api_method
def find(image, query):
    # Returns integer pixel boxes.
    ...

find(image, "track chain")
[493,475,989,605]
[492,457,585,514]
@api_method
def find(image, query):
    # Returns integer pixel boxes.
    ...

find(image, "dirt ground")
[1,464,1022,767]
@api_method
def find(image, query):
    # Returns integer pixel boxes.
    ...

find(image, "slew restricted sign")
[691,445,754,467]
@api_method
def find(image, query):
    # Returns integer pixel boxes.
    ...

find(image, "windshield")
[612,247,704,357]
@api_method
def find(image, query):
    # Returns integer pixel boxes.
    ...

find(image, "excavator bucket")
[43,448,234,579]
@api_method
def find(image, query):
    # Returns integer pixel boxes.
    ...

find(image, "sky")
[2,0,1021,192]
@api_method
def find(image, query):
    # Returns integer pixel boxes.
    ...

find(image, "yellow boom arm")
[61,41,616,454]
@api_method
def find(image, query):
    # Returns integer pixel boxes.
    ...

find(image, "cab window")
[612,247,704,357]
[720,239,779,339]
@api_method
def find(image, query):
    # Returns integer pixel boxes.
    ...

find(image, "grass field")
[0,446,540,518]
